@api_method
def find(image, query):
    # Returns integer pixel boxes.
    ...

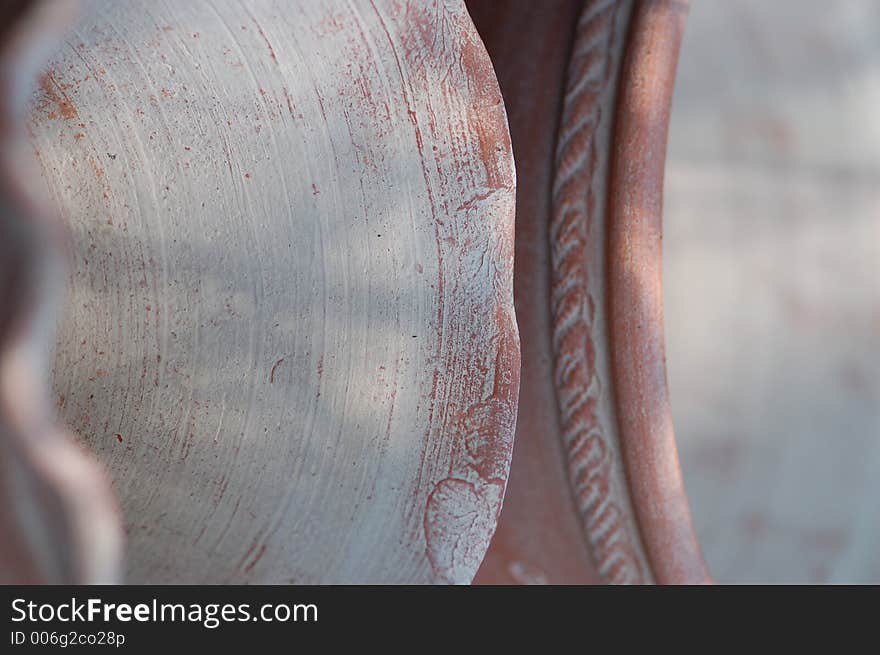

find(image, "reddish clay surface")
[472,0,708,584]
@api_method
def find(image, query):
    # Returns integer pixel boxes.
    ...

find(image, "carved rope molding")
[549,0,709,583]
[549,0,646,584]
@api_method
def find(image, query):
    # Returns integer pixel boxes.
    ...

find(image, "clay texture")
[26,0,517,583]
[472,0,707,584]
[0,0,122,584]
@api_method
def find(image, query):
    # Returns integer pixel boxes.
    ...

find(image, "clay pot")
[0,0,122,585]
[468,0,708,584]
[2,0,706,585]
[6,0,517,584]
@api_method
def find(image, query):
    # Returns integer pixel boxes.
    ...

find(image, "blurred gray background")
[665,0,880,582]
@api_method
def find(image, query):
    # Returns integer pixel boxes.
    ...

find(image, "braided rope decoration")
[548,0,646,584]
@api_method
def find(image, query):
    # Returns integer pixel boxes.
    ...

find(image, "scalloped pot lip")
[4,0,519,584]
[1,0,706,586]
[469,0,707,585]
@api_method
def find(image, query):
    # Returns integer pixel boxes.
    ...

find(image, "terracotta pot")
[469,0,708,584]
[6,0,517,584]
[2,0,707,584]
[0,0,122,585]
